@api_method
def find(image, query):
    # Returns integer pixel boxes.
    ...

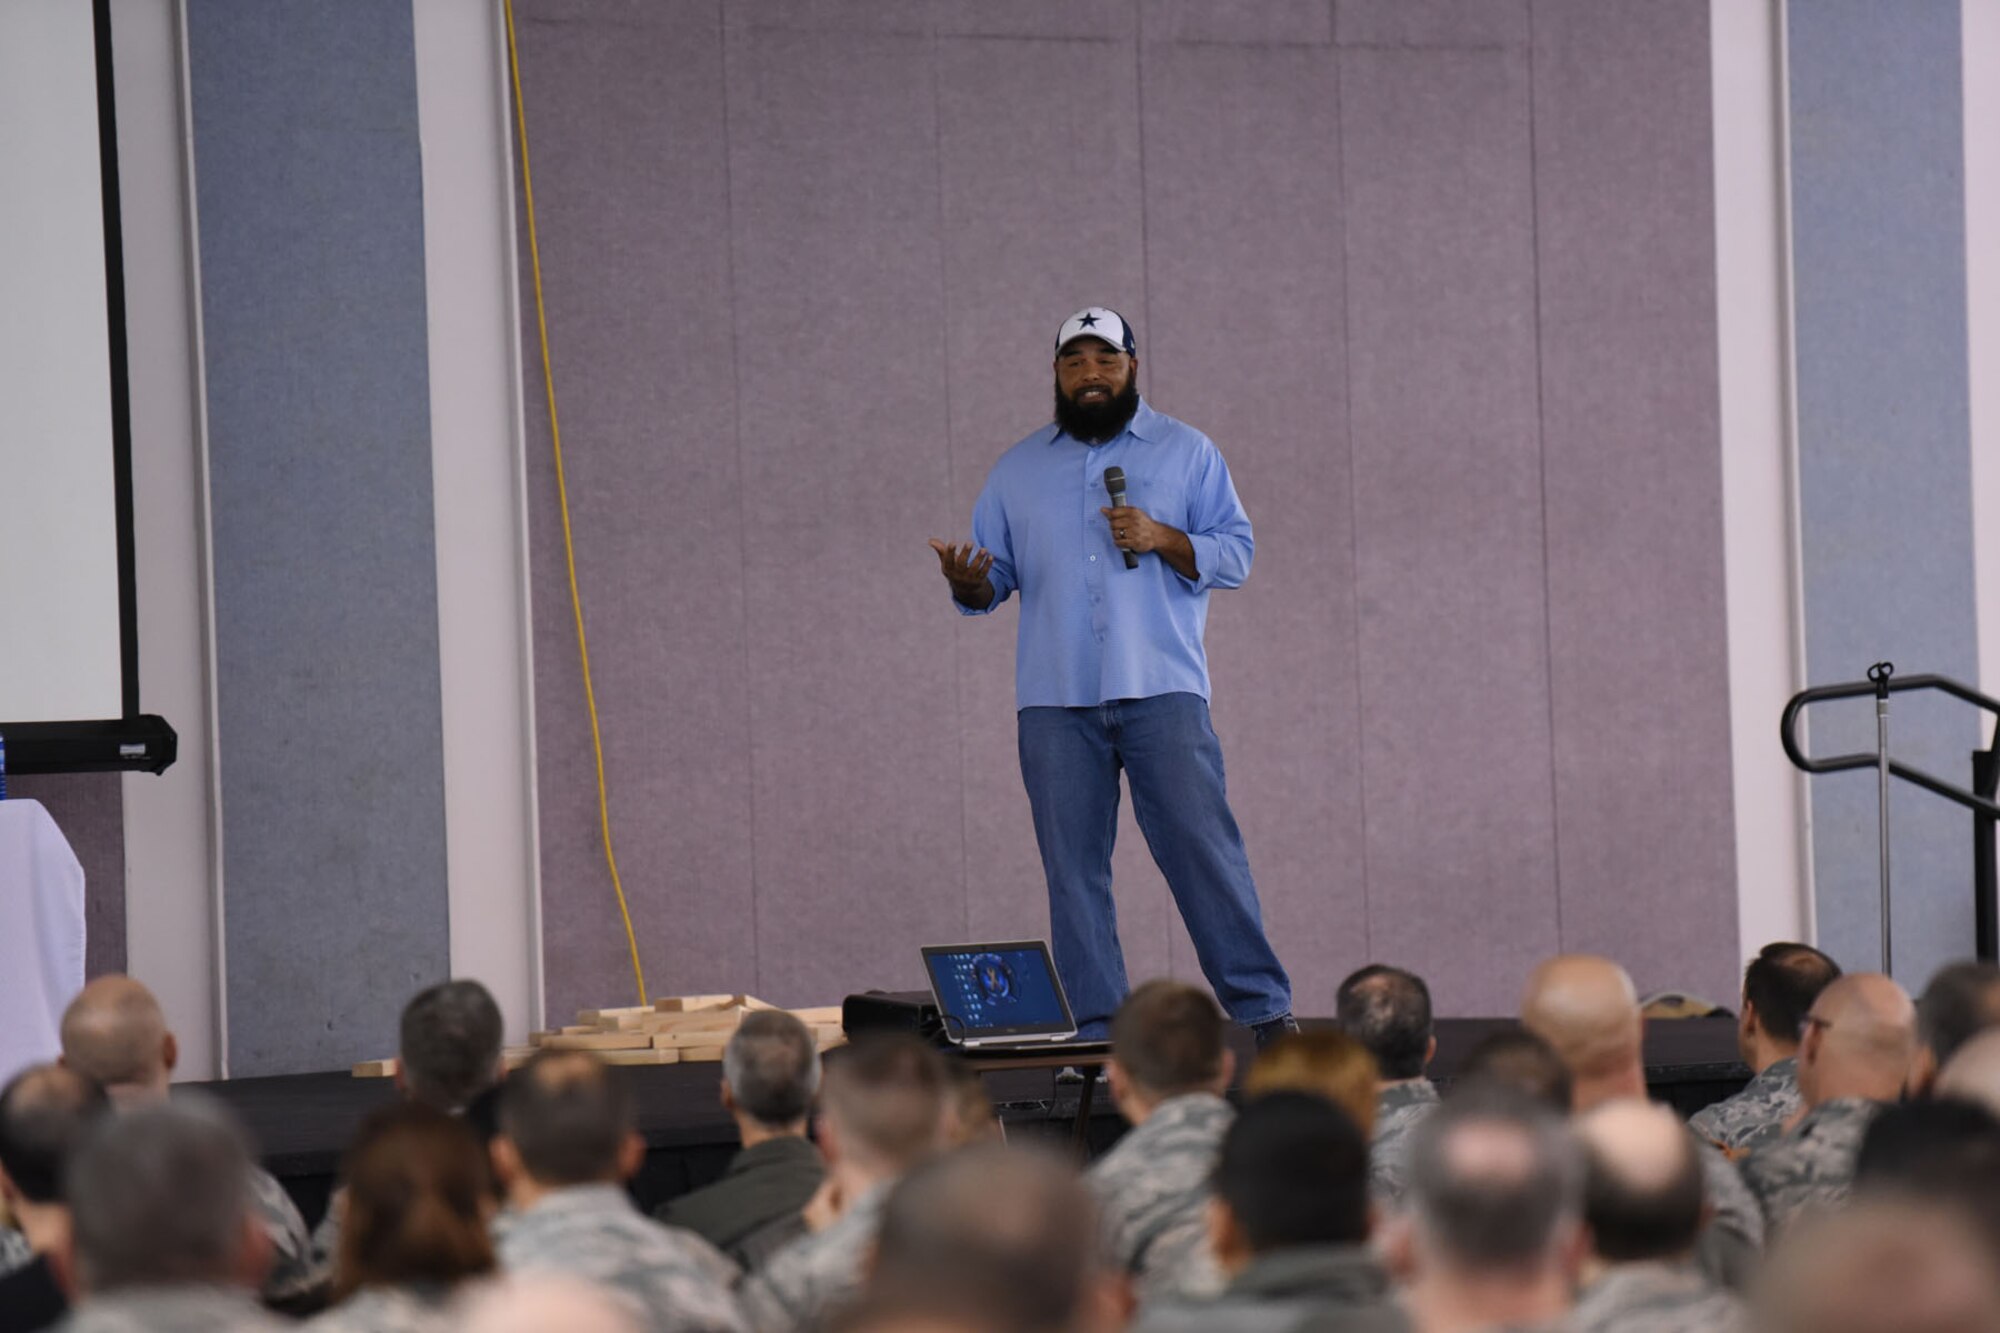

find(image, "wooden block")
[679,1045,727,1062]
[352,1058,398,1078]
[656,1000,752,1020]
[786,1006,844,1026]
[577,1007,654,1026]
[655,994,746,1013]
[653,1024,746,1049]
[744,996,778,1010]
[540,1032,654,1051]
[599,1047,683,1066]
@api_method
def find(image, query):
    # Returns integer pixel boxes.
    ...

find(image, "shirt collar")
[1046,397,1162,447]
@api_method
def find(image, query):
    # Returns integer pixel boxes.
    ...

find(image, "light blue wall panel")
[186,0,448,1075]
[1789,0,1980,985]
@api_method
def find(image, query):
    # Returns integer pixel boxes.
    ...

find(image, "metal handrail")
[1781,674,2000,818]
[1781,672,2000,963]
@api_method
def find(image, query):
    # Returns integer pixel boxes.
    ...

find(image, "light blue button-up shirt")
[959,400,1254,708]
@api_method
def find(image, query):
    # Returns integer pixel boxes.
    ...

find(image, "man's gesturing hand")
[928,538,996,609]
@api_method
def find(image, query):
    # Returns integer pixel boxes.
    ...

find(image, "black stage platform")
[191,1015,1750,1227]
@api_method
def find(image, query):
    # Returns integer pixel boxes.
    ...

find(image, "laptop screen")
[922,941,1075,1041]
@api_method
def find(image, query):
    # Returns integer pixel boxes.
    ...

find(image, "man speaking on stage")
[927,307,1296,1047]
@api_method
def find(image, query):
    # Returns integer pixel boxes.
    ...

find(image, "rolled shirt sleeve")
[1176,443,1254,593]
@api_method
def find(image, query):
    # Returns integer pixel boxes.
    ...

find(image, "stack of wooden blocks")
[352,994,844,1078]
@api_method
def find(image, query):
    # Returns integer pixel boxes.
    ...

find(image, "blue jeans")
[1017,692,1292,1033]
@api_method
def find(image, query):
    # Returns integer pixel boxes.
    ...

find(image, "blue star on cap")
[1078,312,1100,328]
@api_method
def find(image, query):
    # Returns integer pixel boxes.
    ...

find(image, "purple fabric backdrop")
[513,0,1736,1021]
[10,775,126,978]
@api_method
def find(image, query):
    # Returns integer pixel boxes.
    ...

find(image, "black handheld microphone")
[1103,466,1140,569]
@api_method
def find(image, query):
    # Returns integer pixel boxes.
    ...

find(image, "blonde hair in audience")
[1244,1031,1380,1136]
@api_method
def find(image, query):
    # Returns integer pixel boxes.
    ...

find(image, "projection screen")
[0,0,174,773]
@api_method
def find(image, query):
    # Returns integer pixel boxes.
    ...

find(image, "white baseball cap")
[1055,307,1137,357]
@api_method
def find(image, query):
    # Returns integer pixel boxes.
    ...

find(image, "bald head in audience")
[1519,956,1644,1111]
[1756,1200,2000,1333]
[492,1050,644,1207]
[59,977,176,1104]
[1798,973,1917,1109]
[1398,1095,1585,1333]
[1576,1100,1705,1266]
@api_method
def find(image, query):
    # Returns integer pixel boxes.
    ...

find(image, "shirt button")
[1088,555,1097,562]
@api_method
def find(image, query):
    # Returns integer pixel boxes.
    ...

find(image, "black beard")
[1054,377,1140,444]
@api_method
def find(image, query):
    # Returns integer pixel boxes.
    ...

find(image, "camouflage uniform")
[1368,1079,1439,1205]
[0,1225,30,1277]
[493,1183,746,1333]
[1128,1244,1410,1333]
[1740,1097,1882,1231]
[248,1164,317,1301]
[1087,1091,1234,1304]
[1689,1056,1800,1156]
[1692,1135,1763,1290]
[304,1284,455,1333]
[1570,1261,1749,1333]
[58,1285,287,1333]
[737,1184,884,1333]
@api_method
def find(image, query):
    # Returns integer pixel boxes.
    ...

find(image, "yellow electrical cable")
[504,0,648,1006]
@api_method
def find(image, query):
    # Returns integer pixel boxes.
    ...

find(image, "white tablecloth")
[0,799,86,1086]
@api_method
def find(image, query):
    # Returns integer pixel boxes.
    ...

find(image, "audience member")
[456,1273,644,1333]
[399,979,508,1123]
[1853,1098,2000,1256]
[0,1064,108,1333]
[1741,972,1915,1230]
[59,976,314,1300]
[1690,943,1841,1154]
[491,1050,743,1333]
[1336,966,1437,1204]
[1450,1028,1571,1114]
[1086,980,1237,1304]
[658,1012,826,1266]
[938,1056,1004,1147]
[315,979,511,1288]
[740,1034,947,1333]
[1936,1023,2000,1119]
[1135,1092,1406,1333]
[59,1096,284,1333]
[868,1143,1117,1333]
[1753,1198,2000,1333]
[1911,960,2000,1096]
[1392,1093,1583,1333]
[1570,1100,1746,1333]
[1519,955,1763,1285]
[309,1103,496,1333]
[1243,1030,1378,1136]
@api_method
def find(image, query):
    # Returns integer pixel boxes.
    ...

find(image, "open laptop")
[921,940,1104,1054]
